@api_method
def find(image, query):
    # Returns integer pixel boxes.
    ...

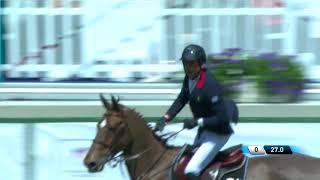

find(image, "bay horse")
[84,95,320,180]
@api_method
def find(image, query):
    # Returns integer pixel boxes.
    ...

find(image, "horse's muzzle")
[84,160,105,173]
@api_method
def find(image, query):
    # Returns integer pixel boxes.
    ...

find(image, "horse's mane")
[126,107,177,149]
[146,123,178,149]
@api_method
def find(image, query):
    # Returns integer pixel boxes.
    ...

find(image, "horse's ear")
[100,93,110,110]
[111,95,120,112]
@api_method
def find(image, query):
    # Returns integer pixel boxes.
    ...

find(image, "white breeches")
[184,130,231,176]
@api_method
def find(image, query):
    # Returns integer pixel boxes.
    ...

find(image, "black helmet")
[180,44,206,65]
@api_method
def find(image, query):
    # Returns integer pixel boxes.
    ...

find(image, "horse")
[84,95,320,180]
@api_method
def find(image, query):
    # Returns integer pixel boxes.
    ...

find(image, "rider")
[155,44,238,179]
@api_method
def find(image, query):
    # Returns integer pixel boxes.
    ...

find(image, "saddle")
[170,144,247,180]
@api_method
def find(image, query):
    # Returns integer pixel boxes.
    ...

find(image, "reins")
[107,127,186,179]
[133,128,185,180]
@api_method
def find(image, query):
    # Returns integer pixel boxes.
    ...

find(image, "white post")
[213,16,220,53]
[25,1,37,78]
[283,13,296,55]
[5,8,20,77]
[62,10,73,66]
[159,0,167,61]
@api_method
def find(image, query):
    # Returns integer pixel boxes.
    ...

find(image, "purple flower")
[221,48,242,57]
[227,48,242,54]
[257,52,277,59]
[265,80,288,87]
[270,61,288,70]
[224,59,241,64]
[264,80,287,94]
[221,51,234,57]
[264,80,304,95]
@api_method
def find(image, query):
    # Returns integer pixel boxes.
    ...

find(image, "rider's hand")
[155,117,166,132]
[183,118,198,129]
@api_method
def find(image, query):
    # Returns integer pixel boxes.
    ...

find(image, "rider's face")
[183,61,201,80]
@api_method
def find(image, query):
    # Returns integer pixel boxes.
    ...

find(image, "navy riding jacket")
[165,69,236,135]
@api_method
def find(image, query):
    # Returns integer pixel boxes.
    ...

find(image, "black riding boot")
[185,173,200,180]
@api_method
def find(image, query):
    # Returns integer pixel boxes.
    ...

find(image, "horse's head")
[84,94,133,173]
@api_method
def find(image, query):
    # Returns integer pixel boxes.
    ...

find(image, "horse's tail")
[225,99,239,124]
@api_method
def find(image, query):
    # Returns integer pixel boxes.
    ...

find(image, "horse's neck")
[125,132,166,179]
[123,110,167,179]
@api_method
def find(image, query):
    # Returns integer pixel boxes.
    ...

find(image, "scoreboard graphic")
[244,145,294,155]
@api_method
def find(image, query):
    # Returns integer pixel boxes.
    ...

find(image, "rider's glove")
[155,116,167,132]
[183,118,198,129]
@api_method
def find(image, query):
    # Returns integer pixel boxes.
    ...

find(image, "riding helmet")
[180,44,206,65]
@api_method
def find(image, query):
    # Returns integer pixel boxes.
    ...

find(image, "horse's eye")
[107,126,116,132]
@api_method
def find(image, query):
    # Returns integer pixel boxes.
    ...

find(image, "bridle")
[91,112,185,179]
[92,116,126,158]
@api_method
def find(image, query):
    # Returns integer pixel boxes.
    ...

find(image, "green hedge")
[173,49,305,102]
